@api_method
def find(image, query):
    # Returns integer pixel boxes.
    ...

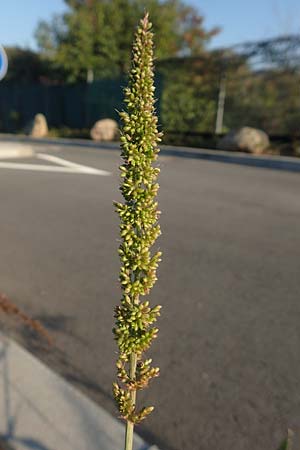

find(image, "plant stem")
[125,352,137,450]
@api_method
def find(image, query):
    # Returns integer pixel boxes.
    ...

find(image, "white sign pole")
[0,45,8,81]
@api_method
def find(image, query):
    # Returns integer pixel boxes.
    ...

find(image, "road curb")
[161,144,300,173]
[0,334,159,450]
[1,133,300,173]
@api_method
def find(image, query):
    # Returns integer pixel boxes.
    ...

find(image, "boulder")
[90,118,118,141]
[218,127,270,154]
[27,114,48,138]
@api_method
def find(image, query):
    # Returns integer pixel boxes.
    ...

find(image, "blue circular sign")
[0,45,8,81]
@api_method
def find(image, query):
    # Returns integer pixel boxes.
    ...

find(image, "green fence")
[0,79,126,132]
[1,64,299,143]
[0,76,164,133]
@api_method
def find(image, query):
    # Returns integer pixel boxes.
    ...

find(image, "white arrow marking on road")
[37,153,111,175]
[0,153,111,176]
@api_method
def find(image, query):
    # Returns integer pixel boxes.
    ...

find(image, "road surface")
[0,141,299,450]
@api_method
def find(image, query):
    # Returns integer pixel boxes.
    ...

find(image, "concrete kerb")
[0,334,159,450]
[1,133,300,173]
[161,144,300,173]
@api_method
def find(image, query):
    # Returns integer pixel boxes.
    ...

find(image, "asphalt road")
[0,142,300,450]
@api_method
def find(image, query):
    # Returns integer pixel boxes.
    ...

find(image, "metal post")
[87,68,94,83]
[215,74,226,134]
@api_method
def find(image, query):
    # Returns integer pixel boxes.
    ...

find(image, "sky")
[0,0,300,50]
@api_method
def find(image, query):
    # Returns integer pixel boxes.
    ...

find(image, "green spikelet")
[113,12,162,443]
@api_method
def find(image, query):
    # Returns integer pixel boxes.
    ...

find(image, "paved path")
[0,141,299,450]
[0,334,153,450]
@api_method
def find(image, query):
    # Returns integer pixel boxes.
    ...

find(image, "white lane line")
[0,162,99,174]
[0,144,33,160]
[37,153,111,175]
[0,153,111,176]
[0,149,33,159]
[38,153,89,168]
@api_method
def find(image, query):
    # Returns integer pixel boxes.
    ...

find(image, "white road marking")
[0,149,33,159]
[0,153,111,176]
[0,143,33,160]
[37,153,111,175]
[37,153,91,169]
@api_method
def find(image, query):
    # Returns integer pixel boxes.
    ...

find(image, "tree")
[35,0,219,82]
[4,47,66,84]
[224,67,300,135]
[158,55,221,134]
[219,36,300,136]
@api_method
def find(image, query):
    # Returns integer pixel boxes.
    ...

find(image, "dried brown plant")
[0,293,52,345]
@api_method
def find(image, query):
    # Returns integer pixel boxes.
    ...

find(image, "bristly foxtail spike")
[112,11,162,447]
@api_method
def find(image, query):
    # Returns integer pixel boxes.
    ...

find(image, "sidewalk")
[0,335,158,450]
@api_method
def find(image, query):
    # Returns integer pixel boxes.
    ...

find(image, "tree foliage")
[224,67,300,135]
[158,55,221,134]
[4,47,66,84]
[158,36,300,137]
[219,35,300,135]
[35,0,219,82]
[231,35,300,70]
